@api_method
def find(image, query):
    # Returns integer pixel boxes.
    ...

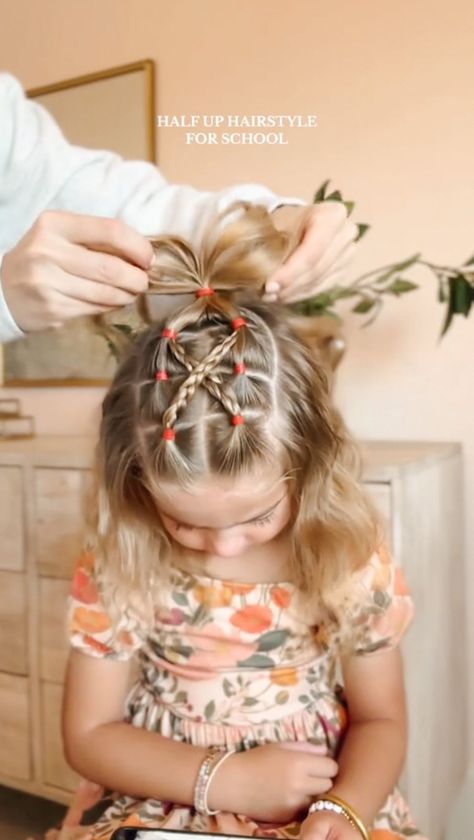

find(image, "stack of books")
[0,398,35,439]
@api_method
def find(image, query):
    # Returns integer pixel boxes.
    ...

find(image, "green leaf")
[175,691,188,704]
[325,190,343,202]
[440,302,455,337]
[223,678,234,698]
[172,645,193,658]
[374,590,390,608]
[355,223,370,241]
[386,278,418,296]
[243,697,259,706]
[352,298,376,314]
[343,200,355,216]
[298,694,311,704]
[437,277,448,303]
[313,179,331,203]
[111,323,134,336]
[392,253,421,272]
[237,654,275,669]
[257,629,289,652]
[450,275,473,315]
[462,253,474,267]
[204,700,216,720]
[172,592,189,607]
[275,690,290,704]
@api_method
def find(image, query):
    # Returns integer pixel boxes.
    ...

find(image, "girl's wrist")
[309,791,369,839]
[206,748,245,813]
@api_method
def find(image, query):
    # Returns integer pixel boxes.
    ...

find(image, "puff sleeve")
[67,547,147,660]
[350,543,414,656]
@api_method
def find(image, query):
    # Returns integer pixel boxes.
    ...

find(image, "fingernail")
[266,281,280,294]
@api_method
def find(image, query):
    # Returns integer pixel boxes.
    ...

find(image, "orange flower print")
[270,667,298,686]
[194,583,233,607]
[338,703,348,730]
[71,568,99,605]
[117,630,134,649]
[225,582,256,596]
[270,586,291,609]
[370,831,402,839]
[71,606,111,634]
[394,566,410,596]
[230,604,273,634]
[82,634,114,656]
[76,548,95,572]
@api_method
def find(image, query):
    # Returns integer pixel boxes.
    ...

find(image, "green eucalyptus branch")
[290,180,473,337]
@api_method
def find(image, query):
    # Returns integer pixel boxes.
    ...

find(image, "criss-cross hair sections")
[153,286,250,442]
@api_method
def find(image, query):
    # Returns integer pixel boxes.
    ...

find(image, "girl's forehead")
[158,466,286,501]
[153,468,290,521]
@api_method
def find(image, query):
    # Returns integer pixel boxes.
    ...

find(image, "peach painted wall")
[1,0,473,755]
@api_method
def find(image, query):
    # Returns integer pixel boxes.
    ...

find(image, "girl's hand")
[209,742,338,822]
[301,809,362,840]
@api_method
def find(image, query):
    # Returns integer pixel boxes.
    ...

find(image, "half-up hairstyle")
[89,201,382,647]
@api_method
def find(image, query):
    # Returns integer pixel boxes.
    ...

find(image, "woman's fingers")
[56,243,149,302]
[40,211,154,270]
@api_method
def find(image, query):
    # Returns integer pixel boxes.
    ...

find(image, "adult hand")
[209,741,338,823]
[266,202,358,303]
[301,809,362,839]
[1,211,154,333]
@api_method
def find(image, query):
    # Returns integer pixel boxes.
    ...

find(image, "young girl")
[57,201,427,840]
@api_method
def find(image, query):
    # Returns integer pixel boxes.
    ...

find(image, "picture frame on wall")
[1,59,156,387]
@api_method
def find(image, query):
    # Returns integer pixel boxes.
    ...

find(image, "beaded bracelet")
[308,794,369,840]
[193,746,235,816]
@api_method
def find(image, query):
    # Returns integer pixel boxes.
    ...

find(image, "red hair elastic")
[231,414,245,426]
[231,317,247,330]
[162,428,176,441]
[161,327,177,340]
[195,287,215,298]
[155,370,169,381]
[234,362,246,375]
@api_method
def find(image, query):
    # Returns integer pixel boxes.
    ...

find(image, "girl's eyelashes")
[172,511,276,532]
[253,511,276,527]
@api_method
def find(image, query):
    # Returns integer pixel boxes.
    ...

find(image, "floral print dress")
[66,545,427,840]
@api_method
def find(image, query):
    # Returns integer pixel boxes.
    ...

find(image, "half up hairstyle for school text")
[89,200,383,647]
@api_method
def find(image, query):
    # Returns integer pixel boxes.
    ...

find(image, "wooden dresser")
[0,436,467,840]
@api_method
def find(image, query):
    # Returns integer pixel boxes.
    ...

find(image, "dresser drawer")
[35,468,90,578]
[0,673,30,780]
[39,577,71,683]
[41,681,79,792]
[0,466,24,571]
[0,571,27,674]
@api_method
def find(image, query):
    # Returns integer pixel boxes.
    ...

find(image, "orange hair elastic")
[161,328,177,340]
[195,287,215,298]
[231,317,247,330]
[231,414,245,426]
[233,362,246,375]
[155,370,169,381]
[162,428,176,441]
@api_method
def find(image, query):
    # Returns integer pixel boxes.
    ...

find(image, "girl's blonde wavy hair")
[89,200,383,648]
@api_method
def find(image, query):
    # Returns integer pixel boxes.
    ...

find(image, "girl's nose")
[206,531,246,558]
